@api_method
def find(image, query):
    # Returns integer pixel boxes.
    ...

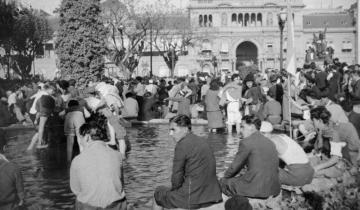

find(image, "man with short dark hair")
[220,115,280,198]
[121,92,139,120]
[153,115,222,210]
[70,123,126,210]
[0,128,25,210]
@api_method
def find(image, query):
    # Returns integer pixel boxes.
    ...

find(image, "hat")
[260,121,273,133]
[225,195,252,210]
[149,79,153,84]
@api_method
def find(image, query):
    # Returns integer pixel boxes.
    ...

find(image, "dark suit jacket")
[169,133,222,207]
[223,131,280,198]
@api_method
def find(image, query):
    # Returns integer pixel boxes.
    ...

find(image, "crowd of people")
[0,57,360,209]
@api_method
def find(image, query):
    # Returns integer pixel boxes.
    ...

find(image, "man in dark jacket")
[220,115,280,198]
[0,129,25,210]
[153,115,222,210]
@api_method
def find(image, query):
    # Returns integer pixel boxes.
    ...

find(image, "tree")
[10,8,53,78]
[152,11,195,77]
[56,0,107,83]
[0,0,17,78]
[0,1,53,79]
[102,0,171,78]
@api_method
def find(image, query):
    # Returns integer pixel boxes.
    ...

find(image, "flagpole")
[288,75,292,138]
[286,0,293,138]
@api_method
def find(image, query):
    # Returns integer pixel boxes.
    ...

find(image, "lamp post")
[278,10,287,71]
[149,23,153,78]
[117,24,124,47]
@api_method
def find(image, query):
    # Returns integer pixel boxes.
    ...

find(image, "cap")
[260,121,273,133]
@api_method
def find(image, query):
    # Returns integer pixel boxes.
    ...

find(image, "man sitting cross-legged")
[219,115,281,199]
[152,114,223,210]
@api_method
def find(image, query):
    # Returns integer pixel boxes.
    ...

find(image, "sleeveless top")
[276,134,309,165]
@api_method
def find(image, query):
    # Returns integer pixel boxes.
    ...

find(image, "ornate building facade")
[139,0,356,77]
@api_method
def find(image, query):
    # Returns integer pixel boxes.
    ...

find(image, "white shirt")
[276,134,309,165]
[70,141,125,208]
[145,84,158,95]
[30,90,48,114]
[330,141,347,157]
[95,82,119,97]
[7,93,17,107]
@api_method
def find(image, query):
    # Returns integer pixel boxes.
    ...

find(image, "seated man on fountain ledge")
[152,115,223,210]
[219,115,281,201]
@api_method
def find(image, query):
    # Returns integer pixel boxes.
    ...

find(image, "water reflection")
[4,125,241,209]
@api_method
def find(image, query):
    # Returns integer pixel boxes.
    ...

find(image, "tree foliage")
[0,1,52,79]
[102,0,173,78]
[56,0,107,83]
[152,10,195,77]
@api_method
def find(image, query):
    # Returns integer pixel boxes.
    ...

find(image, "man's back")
[0,159,24,206]
[223,131,280,198]
[122,97,139,118]
[171,133,222,206]
[70,141,125,208]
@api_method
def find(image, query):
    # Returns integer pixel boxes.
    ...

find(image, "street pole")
[150,25,153,78]
[171,48,175,78]
[279,27,284,71]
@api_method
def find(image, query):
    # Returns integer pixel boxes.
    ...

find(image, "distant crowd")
[1,57,360,209]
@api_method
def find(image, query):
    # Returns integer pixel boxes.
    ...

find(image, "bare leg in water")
[66,135,74,162]
[27,132,39,150]
[27,116,49,150]
[37,116,48,148]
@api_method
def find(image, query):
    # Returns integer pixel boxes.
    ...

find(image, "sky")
[20,0,356,15]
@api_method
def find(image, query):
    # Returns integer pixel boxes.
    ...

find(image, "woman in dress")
[205,79,225,132]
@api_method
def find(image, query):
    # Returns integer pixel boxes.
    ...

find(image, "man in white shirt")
[94,82,124,115]
[70,123,126,209]
[6,90,26,124]
[121,92,139,119]
[145,79,158,96]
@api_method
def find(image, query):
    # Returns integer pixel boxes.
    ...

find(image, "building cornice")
[188,5,305,10]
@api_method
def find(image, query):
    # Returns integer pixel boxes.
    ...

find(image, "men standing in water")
[153,115,222,210]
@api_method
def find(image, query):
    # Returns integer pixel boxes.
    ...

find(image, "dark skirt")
[206,110,224,129]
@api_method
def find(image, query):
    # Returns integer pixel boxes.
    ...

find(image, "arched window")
[209,15,213,27]
[204,15,208,27]
[244,13,249,26]
[251,13,256,26]
[199,15,203,27]
[231,13,237,23]
[238,13,243,26]
[257,13,262,26]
